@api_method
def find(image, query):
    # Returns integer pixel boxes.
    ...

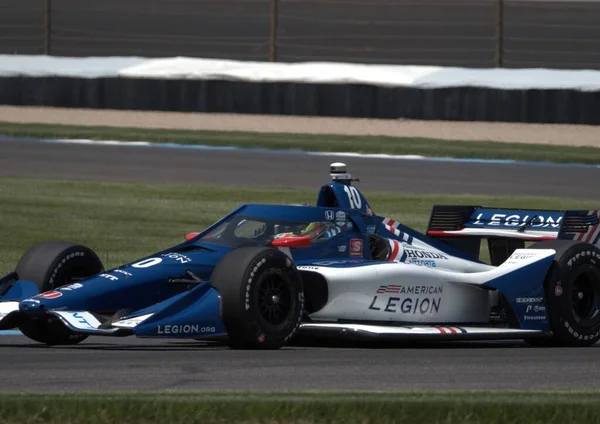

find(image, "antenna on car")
[330,162,359,185]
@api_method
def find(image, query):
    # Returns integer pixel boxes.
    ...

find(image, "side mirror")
[271,235,313,248]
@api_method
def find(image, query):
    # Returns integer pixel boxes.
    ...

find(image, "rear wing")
[426,206,600,265]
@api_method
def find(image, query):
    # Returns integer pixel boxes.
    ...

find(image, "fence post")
[269,0,279,61]
[495,0,504,67]
[44,0,52,55]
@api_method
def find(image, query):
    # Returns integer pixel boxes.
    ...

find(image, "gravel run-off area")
[1,106,599,147]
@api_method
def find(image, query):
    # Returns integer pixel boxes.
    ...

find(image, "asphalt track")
[2,138,600,392]
[1,139,600,199]
[1,336,600,391]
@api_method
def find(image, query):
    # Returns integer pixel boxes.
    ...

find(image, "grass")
[1,121,599,164]
[0,391,600,423]
[0,176,598,274]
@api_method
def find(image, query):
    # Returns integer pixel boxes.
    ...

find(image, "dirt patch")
[1,106,599,147]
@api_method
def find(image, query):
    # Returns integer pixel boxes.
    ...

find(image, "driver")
[273,221,339,241]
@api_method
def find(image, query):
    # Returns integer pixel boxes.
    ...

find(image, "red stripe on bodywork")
[427,230,462,237]
[389,240,400,262]
[584,210,599,243]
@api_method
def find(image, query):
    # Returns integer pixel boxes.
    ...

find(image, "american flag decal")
[376,284,402,294]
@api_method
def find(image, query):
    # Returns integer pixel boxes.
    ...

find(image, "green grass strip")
[0,121,597,164]
[0,391,599,423]
[1,176,598,275]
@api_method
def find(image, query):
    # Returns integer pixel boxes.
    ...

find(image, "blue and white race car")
[1,162,599,349]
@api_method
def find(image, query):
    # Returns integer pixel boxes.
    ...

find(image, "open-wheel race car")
[1,162,600,349]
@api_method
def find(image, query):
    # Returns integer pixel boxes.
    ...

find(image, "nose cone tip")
[19,298,44,313]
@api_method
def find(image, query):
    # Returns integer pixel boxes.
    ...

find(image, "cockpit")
[198,214,344,249]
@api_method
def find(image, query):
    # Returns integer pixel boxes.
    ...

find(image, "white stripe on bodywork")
[112,313,154,328]
[0,302,19,321]
[434,228,558,240]
[53,311,102,330]
[301,323,542,335]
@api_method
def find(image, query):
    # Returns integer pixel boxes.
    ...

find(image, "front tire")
[15,241,104,345]
[210,247,304,350]
[529,240,600,347]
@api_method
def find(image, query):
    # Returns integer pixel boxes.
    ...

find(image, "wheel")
[15,241,104,345]
[527,240,600,347]
[210,247,304,350]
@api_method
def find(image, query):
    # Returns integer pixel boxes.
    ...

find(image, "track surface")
[2,138,600,391]
[1,139,599,198]
[1,337,600,391]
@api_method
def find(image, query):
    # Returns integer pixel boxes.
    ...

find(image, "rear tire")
[527,240,600,347]
[15,241,104,345]
[210,247,303,350]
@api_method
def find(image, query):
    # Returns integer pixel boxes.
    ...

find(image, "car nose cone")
[19,298,45,315]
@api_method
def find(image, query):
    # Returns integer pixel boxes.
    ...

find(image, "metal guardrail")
[1,0,600,69]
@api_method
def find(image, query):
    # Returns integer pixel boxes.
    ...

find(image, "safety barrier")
[1,55,599,124]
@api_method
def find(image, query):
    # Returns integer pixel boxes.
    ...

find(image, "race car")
[1,162,600,349]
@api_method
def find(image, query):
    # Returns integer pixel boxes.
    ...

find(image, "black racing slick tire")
[528,240,600,347]
[210,247,304,350]
[15,241,104,346]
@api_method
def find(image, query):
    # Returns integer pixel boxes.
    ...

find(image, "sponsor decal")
[407,259,436,268]
[335,211,346,226]
[99,273,119,282]
[405,249,448,260]
[376,285,443,295]
[524,315,547,321]
[518,297,547,321]
[338,245,347,253]
[369,296,442,315]
[325,210,334,221]
[471,211,562,229]
[59,283,83,291]
[35,290,62,299]
[510,253,536,260]
[370,285,443,315]
[71,312,95,329]
[526,305,546,314]
[366,225,376,234]
[157,325,216,335]
[516,297,544,304]
[349,238,363,257]
[114,269,133,277]
[162,252,191,264]
[115,314,153,328]
[503,252,544,266]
